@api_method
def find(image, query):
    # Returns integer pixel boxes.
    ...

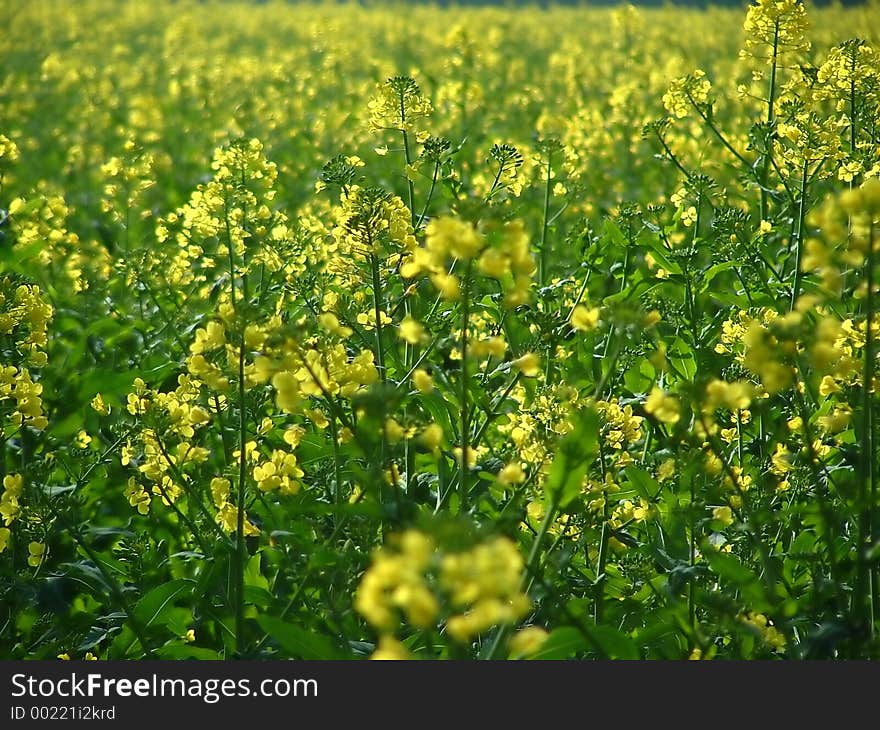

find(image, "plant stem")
[594,438,610,624]
[224,187,248,657]
[857,221,876,635]
[539,148,553,287]
[399,95,416,228]
[760,20,780,222]
[789,159,810,311]
[328,410,343,527]
[459,261,472,511]
[688,473,696,632]
[369,252,386,383]
[416,161,440,230]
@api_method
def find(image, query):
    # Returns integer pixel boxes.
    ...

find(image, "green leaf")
[603,218,629,251]
[134,579,194,629]
[588,625,640,660]
[256,615,345,659]
[528,624,639,660]
[706,551,758,585]
[243,586,274,608]
[642,239,682,274]
[244,553,270,591]
[528,627,587,659]
[700,260,738,291]
[156,644,223,660]
[625,466,660,500]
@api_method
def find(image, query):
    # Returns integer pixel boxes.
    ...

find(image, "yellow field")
[2,0,880,659]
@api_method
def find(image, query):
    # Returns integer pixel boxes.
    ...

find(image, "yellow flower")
[420,423,444,454]
[283,425,306,448]
[370,635,411,660]
[3,473,23,497]
[770,443,793,475]
[210,477,231,508]
[645,387,681,425]
[398,316,428,345]
[430,272,460,301]
[662,69,712,118]
[657,458,676,482]
[497,462,526,486]
[271,371,301,412]
[819,375,841,397]
[713,506,734,527]
[412,368,434,393]
[27,541,46,567]
[90,393,110,415]
[426,216,483,261]
[570,305,600,332]
[318,312,353,338]
[513,352,541,377]
[681,206,698,227]
[509,626,549,658]
[384,419,406,444]
[705,379,754,411]
[216,503,260,536]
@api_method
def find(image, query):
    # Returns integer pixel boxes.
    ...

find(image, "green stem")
[539,149,553,287]
[688,471,696,632]
[687,91,751,169]
[234,325,247,657]
[416,161,440,230]
[328,410,343,527]
[857,221,876,635]
[760,21,780,222]
[594,438,610,624]
[399,96,416,227]
[654,130,691,179]
[459,261,472,511]
[789,159,810,312]
[224,187,248,658]
[370,252,386,383]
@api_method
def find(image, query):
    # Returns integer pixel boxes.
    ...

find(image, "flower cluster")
[662,69,712,119]
[402,217,536,307]
[0,279,52,432]
[356,530,530,655]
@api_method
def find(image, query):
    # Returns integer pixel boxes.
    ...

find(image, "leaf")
[642,239,682,274]
[134,579,194,629]
[244,553,270,591]
[603,218,629,252]
[256,615,345,659]
[528,625,639,660]
[588,625,640,660]
[625,466,660,500]
[78,624,122,652]
[61,561,111,594]
[243,586,274,608]
[700,260,738,291]
[528,627,587,659]
[156,644,222,660]
[706,551,759,586]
